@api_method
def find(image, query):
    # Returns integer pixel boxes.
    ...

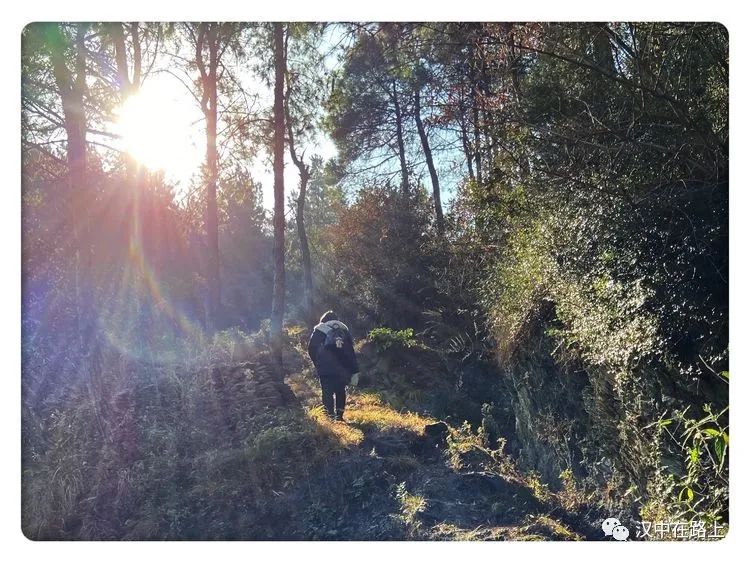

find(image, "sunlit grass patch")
[525,472,552,504]
[396,481,426,532]
[353,391,384,407]
[285,324,307,338]
[346,393,435,435]
[286,370,320,406]
[307,406,364,447]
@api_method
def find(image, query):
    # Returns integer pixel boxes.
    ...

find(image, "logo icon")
[612,525,630,541]
[602,518,630,541]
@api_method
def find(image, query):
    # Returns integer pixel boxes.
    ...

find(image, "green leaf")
[703,428,721,438]
[714,437,726,467]
[680,487,695,503]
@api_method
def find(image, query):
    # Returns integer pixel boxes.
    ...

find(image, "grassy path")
[281,343,594,541]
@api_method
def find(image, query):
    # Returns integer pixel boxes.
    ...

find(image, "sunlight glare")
[116,82,200,183]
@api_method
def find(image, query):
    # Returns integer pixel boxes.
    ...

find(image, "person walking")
[307,311,359,421]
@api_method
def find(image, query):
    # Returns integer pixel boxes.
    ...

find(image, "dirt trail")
[282,352,597,541]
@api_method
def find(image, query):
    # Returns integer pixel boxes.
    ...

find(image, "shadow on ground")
[279,338,599,541]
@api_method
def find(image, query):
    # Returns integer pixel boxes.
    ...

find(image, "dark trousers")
[320,376,346,418]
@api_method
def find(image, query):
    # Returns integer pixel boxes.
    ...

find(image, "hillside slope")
[239,328,605,540]
[23,327,606,540]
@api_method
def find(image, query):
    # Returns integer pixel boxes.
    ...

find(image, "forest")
[21,22,728,540]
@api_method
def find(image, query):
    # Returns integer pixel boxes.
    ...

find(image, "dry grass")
[516,514,583,541]
[345,392,435,435]
[305,389,435,448]
[286,368,320,406]
[429,522,517,541]
[307,405,365,447]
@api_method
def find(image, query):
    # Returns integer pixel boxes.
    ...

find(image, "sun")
[115,81,201,183]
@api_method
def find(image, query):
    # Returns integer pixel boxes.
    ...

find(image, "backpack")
[317,320,349,353]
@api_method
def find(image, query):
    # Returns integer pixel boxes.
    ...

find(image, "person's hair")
[320,310,338,323]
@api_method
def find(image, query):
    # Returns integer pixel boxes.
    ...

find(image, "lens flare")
[93,191,207,363]
[115,82,200,182]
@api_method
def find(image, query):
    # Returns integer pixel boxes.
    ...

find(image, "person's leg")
[334,381,346,421]
[320,377,335,418]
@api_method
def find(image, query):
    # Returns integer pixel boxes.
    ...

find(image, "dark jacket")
[308,320,359,384]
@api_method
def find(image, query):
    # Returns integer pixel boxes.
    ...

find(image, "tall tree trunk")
[295,174,313,326]
[130,23,142,89]
[110,23,141,98]
[468,35,483,186]
[111,23,141,179]
[47,24,107,437]
[271,22,287,365]
[591,24,616,74]
[470,84,482,186]
[48,23,90,347]
[414,88,444,235]
[110,22,145,343]
[285,91,314,327]
[392,81,409,195]
[111,23,131,92]
[458,92,476,183]
[196,23,221,329]
[477,33,494,179]
[205,59,220,329]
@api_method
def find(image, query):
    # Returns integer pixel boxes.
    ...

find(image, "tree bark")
[477,35,494,179]
[111,23,131,94]
[285,91,314,327]
[459,92,476,183]
[414,88,444,235]
[110,22,146,346]
[111,23,141,180]
[130,23,142,88]
[48,23,90,347]
[392,81,409,195]
[47,24,107,436]
[271,22,287,365]
[471,84,482,186]
[468,36,483,186]
[196,23,221,329]
[111,22,141,97]
[295,173,313,326]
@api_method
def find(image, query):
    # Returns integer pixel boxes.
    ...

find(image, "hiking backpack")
[319,321,349,352]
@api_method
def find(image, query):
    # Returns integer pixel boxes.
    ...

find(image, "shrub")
[316,185,441,331]
[367,327,417,351]
[641,404,729,529]
[395,481,426,533]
